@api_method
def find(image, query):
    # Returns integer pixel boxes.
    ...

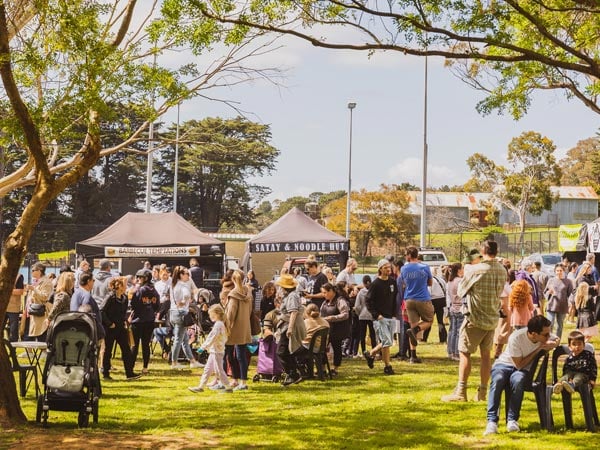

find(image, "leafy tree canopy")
[155,116,279,231]
[193,0,600,119]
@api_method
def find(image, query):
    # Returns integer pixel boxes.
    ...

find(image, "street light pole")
[420,51,428,248]
[145,52,157,213]
[145,120,154,213]
[346,102,356,241]
[173,101,180,213]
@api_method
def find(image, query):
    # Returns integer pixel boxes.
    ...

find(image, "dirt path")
[1,428,222,449]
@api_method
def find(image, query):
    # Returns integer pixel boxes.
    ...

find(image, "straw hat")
[276,273,298,289]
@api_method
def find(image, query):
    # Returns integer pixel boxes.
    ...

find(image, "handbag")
[250,311,261,336]
[28,303,46,317]
[183,311,196,327]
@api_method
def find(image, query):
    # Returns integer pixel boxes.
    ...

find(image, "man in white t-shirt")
[484,315,559,435]
[336,258,359,293]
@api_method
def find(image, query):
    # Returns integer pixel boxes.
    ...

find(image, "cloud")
[387,157,465,187]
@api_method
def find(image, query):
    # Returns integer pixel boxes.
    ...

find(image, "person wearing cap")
[92,259,114,311]
[129,268,160,374]
[363,258,398,375]
[24,262,54,341]
[275,273,306,386]
[400,246,433,364]
[442,240,506,403]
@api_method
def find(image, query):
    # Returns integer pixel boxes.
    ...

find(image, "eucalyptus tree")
[467,131,562,244]
[0,0,280,425]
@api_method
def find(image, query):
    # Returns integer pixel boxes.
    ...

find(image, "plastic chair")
[548,344,599,432]
[503,349,550,430]
[3,339,39,397]
[307,328,332,381]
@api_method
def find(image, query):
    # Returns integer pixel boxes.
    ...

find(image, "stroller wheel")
[78,410,90,428]
[273,375,281,383]
[252,374,260,383]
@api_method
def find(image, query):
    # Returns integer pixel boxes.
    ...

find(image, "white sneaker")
[171,363,187,370]
[506,420,520,432]
[484,421,498,436]
[189,360,204,369]
[562,380,575,394]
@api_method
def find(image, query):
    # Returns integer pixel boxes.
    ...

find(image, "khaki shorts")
[458,321,494,354]
[405,299,434,325]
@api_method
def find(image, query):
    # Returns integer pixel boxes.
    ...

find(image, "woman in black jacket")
[129,269,160,375]
[102,277,141,380]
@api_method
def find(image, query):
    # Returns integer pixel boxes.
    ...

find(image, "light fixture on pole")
[346,102,356,241]
[173,101,181,213]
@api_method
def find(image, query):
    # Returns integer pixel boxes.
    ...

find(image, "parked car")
[418,247,449,268]
[522,252,562,277]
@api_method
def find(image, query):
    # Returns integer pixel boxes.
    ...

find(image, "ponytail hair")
[305,303,321,319]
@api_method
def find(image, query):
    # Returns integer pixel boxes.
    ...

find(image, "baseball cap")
[377,259,390,269]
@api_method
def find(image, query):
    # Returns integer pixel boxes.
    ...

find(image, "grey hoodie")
[92,270,113,311]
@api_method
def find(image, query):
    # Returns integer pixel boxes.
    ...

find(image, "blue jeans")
[225,344,249,380]
[170,310,194,363]
[447,311,464,356]
[546,311,566,341]
[487,363,529,423]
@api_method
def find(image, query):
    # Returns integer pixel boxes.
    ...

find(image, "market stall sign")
[250,242,348,253]
[104,246,200,258]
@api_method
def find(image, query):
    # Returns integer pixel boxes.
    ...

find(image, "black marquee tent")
[241,207,349,272]
[76,212,225,277]
[248,207,349,254]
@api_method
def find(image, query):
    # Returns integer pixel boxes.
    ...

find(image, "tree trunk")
[0,344,27,426]
[0,185,59,425]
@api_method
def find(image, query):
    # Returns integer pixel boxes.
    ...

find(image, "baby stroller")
[252,336,284,382]
[36,311,100,428]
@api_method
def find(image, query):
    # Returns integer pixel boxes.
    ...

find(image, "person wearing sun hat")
[275,274,307,385]
[364,258,398,375]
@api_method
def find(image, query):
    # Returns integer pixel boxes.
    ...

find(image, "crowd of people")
[3,247,598,435]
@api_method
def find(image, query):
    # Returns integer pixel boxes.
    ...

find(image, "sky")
[160,31,600,204]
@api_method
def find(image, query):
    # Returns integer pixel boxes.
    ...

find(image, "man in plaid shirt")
[442,240,506,402]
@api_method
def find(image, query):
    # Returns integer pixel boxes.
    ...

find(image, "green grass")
[3,323,598,449]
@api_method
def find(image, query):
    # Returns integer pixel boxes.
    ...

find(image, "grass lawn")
[2,322,598,449]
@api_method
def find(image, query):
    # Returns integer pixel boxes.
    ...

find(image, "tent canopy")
[248,207,348,253]
[76,212,224,258]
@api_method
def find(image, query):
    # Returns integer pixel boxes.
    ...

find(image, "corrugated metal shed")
[550,186,598,199]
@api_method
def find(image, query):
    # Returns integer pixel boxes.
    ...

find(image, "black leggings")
[330,334,343,367]
[131,322,154,369]
[358,320,376,353]
[103,327,135,377]
[422,297,446,342]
